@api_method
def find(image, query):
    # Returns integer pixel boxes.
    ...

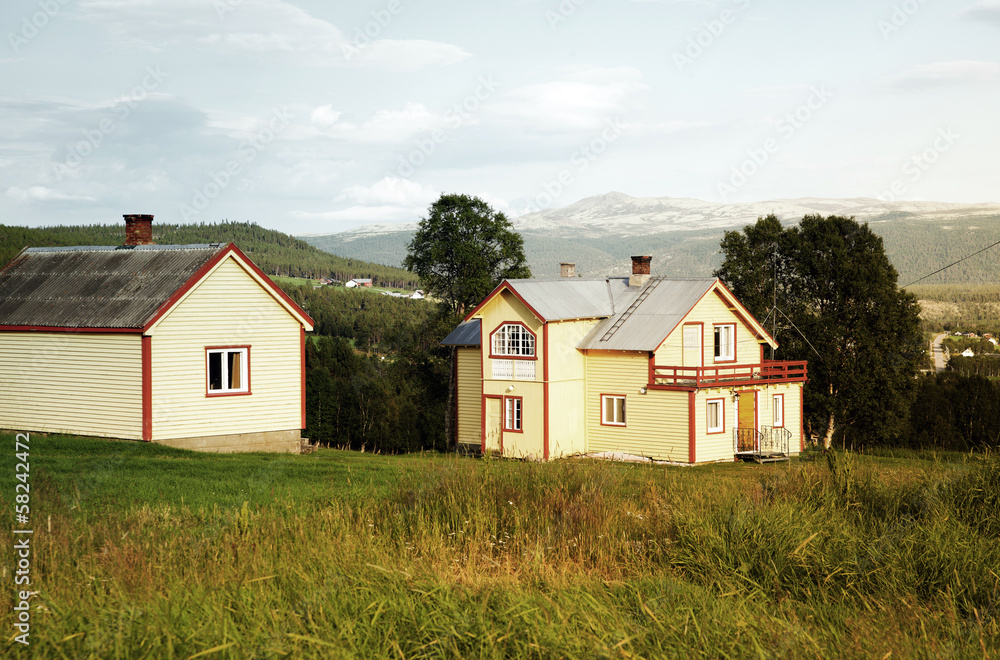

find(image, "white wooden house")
[0,214,314,453]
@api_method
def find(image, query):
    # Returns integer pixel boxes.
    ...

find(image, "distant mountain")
[299,194,1000,285]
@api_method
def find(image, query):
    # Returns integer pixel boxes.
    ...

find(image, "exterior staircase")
[734,426,792,463]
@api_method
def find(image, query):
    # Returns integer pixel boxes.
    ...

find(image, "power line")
[902,238,1000,288]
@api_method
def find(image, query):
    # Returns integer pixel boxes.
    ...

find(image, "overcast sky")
[1,0,998,234]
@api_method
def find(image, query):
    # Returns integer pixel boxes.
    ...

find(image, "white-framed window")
[707,398,725,433]
[773,394,784,427]
[504,397,522,431]
[601,395,626,426]
[491,323,536,358]
[207,346,250,395]
[714,324,735,361]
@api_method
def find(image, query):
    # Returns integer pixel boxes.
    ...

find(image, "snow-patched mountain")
[507,192,1000,237]
[298,193,1000,284]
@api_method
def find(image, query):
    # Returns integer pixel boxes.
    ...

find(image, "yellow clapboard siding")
[0,332,142,439]
[585,351,689,462]
[149,257,302,441]
[693,389,735,463]
[547,319,598,458]
[455,347,481,446]
[655,289,764,366]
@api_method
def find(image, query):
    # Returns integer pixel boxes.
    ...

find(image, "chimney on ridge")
[629,255,651,287]
[124,214,154,246]
[560,262,576,278]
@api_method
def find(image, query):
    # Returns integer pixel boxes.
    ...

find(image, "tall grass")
[1,436,997,658]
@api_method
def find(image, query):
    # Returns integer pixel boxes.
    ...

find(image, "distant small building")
[962,348,975,357]
[346,278,373,288]
[410,290,425,300]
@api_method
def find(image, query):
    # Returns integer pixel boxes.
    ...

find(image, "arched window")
[490,323,536,358]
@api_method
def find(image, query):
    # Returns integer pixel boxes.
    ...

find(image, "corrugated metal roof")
[504,278,642,321]
[0,244,225,329]
[440,318,481,346]
[577,278,717,351]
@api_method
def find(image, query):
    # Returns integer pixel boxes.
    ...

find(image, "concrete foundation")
[154,429,302,454]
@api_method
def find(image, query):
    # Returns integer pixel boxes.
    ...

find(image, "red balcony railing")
[649,360,807,389]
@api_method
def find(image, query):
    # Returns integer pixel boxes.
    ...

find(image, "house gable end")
[144,245,314,334]
[655,282,775,365]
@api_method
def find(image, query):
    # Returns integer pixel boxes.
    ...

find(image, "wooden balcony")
[648,360,807,390]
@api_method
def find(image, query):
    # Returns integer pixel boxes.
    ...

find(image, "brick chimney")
[629,255,651,287]
[560,262,576,278]
[124,214,154,246]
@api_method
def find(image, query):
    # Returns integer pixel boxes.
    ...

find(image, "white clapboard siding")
[149,257,302,440]
[0,332,142,439]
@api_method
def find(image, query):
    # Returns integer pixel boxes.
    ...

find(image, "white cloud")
[293,206,420,224]
[77,0,469,69]
[352,40,471,72]
[6,186,97,203]
[962,1,1000,27]
[310,105,342,128]
[314,103,449,143]
[337,177,438,207]
[485,67,647,132]
[883,60,1000,90]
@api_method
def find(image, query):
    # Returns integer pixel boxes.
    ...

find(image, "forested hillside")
[303,213,1000,284]
[0,222,418,288]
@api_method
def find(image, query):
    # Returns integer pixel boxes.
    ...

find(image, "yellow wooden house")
[442,257,807,464]
[0,215,314,453]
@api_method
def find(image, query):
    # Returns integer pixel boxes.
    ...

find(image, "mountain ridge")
[298,194,1000,285]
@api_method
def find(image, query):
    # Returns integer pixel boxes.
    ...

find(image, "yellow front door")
[737,391,756,451]
[485,398,502,454]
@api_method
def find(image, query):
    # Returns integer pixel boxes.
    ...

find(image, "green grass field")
[2,434,998,658]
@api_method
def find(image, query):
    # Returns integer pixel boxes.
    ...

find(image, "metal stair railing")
[758,425,791,455]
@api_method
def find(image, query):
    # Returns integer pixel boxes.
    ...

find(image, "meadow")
[1,433,998,658]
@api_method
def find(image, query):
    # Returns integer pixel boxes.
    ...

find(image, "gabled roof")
[464,278,641,323]
[440,319,481,346]
[461,276,776,353]
[0,243,313,332]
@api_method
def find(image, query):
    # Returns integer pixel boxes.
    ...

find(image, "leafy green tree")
[404,194,531,315]
[715,215,924,449]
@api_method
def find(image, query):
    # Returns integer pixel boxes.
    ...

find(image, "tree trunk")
[445,346,457,452]
[823,383,835,450]
[823,412,835,450]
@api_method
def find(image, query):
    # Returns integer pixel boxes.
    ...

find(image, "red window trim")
[489,321,539,361]
[773,393,785,428]
[503,396,523,433]
[600,393,627,427]
[205,345,252,397]
[706,397,726,434]
[713,323,737,364]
